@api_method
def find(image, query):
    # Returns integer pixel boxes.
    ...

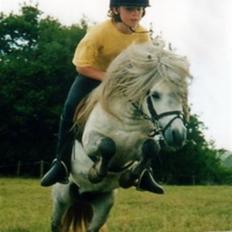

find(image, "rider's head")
[109,0,150,24]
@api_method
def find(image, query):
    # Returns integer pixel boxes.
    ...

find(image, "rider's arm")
[76,66,106,81]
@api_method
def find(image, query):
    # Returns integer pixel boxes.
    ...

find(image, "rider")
[41,0,164,194]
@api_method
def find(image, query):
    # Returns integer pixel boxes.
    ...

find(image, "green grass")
[0,178,232,232]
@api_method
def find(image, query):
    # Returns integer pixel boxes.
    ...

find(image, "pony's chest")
[110,130,143,148]
[83,103,150,161]
[95,122,146,156]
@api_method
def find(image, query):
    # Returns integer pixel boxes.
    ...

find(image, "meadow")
[0,178,232,232]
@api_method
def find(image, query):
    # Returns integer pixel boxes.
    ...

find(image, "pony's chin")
[160,142,177,152]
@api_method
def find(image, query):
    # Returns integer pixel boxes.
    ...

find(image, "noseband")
[132,96,184,137]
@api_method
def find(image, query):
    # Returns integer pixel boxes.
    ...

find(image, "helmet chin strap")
[121,21,150,34]
[122,21,136,33]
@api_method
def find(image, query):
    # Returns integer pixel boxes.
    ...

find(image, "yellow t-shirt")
[72,20,150,72]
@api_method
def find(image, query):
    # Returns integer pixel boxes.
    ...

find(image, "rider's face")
[117,6,144,28]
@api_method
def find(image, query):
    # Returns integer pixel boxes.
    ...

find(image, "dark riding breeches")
[56,74,101,163]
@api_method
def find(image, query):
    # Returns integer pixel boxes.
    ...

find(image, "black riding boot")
[40,116,74,187]
[40,138,73,186]
[40,132,74,186]
[136,168,164,194]
[41,159,69,186]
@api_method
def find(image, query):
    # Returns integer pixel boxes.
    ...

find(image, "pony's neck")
[104,97,152,133]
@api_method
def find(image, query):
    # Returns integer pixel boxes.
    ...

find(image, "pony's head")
[102,38,191,149]
[144,78,187,149]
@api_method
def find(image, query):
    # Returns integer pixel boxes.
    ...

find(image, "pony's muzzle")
[164,123,187,149]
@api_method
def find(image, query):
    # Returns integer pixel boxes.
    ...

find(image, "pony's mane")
[74,38,192,129]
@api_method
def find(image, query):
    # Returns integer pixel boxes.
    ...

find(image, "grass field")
[0,178,232,232]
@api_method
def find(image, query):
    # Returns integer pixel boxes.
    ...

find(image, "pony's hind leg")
[88,137,116,183]
[51,183,74,232]
[85,191,114,232]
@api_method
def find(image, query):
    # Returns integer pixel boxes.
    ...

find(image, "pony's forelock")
[101,38,191,110]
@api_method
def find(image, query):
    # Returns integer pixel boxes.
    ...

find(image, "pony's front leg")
[86,136,116,183]
[136,139,164,194]
[119,139,164,194]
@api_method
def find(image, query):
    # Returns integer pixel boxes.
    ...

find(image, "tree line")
[0,4,231,184]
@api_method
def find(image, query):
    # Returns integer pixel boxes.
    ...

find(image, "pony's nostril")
[172,130,184,147]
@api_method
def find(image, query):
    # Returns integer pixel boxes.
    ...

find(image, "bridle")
[131,96,184,138]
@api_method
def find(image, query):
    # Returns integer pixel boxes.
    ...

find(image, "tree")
[153,113,230,184]
[0,4,86,174]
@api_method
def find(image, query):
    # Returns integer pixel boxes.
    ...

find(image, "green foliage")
[0,4,86,169]
[153,114,232,184]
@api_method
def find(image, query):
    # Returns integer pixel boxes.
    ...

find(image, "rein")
[131,96,184,137]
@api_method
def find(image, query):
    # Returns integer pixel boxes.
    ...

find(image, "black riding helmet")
[110,0,150,7]
[109,0,151,32]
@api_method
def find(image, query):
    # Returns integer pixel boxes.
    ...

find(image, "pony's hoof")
[88,167,105,183]
[136,169,164,194]
[119,171,138,188]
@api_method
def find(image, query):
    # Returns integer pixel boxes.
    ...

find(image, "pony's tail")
[61,201,108,232]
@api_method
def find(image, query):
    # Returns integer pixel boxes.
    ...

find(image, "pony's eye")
[152,91,161,100]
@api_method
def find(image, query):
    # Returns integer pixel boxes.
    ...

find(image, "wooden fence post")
[192,175,196,185]
[16,161,21,176]
[40,160,44,178]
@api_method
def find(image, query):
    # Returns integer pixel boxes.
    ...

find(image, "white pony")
[51,38,191,232]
